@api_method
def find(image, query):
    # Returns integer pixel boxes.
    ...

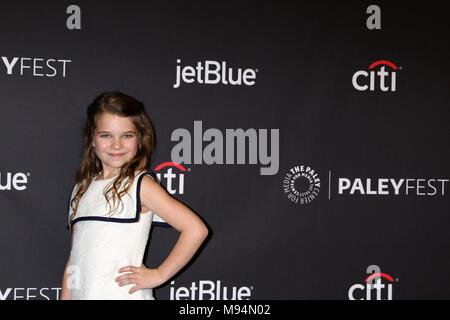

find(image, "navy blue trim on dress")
[152,221,172,228]
[70,170,156,227]
[71,216,139,225]
[136,170,155,217]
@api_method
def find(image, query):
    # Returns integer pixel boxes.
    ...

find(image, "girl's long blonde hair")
[68,91,156,227]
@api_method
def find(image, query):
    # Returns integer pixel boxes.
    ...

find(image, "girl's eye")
[99,134,134,138]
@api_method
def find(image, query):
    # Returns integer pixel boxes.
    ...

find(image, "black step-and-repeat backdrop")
[1,1,449,300]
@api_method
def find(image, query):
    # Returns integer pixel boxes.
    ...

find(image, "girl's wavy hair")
[68,91,156,227]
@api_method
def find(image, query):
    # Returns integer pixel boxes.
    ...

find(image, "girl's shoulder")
[135,169,157,181]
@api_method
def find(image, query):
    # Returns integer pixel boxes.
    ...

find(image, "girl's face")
[93,113,138,176]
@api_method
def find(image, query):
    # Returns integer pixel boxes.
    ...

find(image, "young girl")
[60,91,209,300]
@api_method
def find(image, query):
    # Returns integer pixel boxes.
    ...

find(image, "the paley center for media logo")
[281,167,448,203]
[282,165,321,204]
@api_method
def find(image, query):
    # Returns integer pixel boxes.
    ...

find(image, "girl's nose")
[112,138,123,148]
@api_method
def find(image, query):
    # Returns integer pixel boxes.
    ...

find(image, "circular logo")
[282,165,320,204]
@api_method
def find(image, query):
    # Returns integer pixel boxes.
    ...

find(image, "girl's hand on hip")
[115,264,166,294]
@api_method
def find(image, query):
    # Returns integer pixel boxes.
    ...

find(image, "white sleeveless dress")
[67,170,155,300]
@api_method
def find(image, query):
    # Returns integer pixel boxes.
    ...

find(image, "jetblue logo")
[0,172,30,191]
[170,280,253,300]
[173,59,257,88]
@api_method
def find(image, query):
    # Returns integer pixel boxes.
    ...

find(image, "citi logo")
[173,59,257,88]
[348,266,397,300]
[1,56,71,78]
[352,60,400,92]
[170,121,279,175]
[154,162,186,195]
[0,172,30,191]
[169,280,253,300]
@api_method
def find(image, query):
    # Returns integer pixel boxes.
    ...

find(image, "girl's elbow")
[195,223,209,240]
[180,218,208,240]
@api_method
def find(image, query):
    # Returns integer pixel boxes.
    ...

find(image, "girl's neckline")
[92,170,143,182]
[93,174,118,182]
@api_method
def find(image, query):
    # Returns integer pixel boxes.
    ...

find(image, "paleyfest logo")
[283,165,320,204]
